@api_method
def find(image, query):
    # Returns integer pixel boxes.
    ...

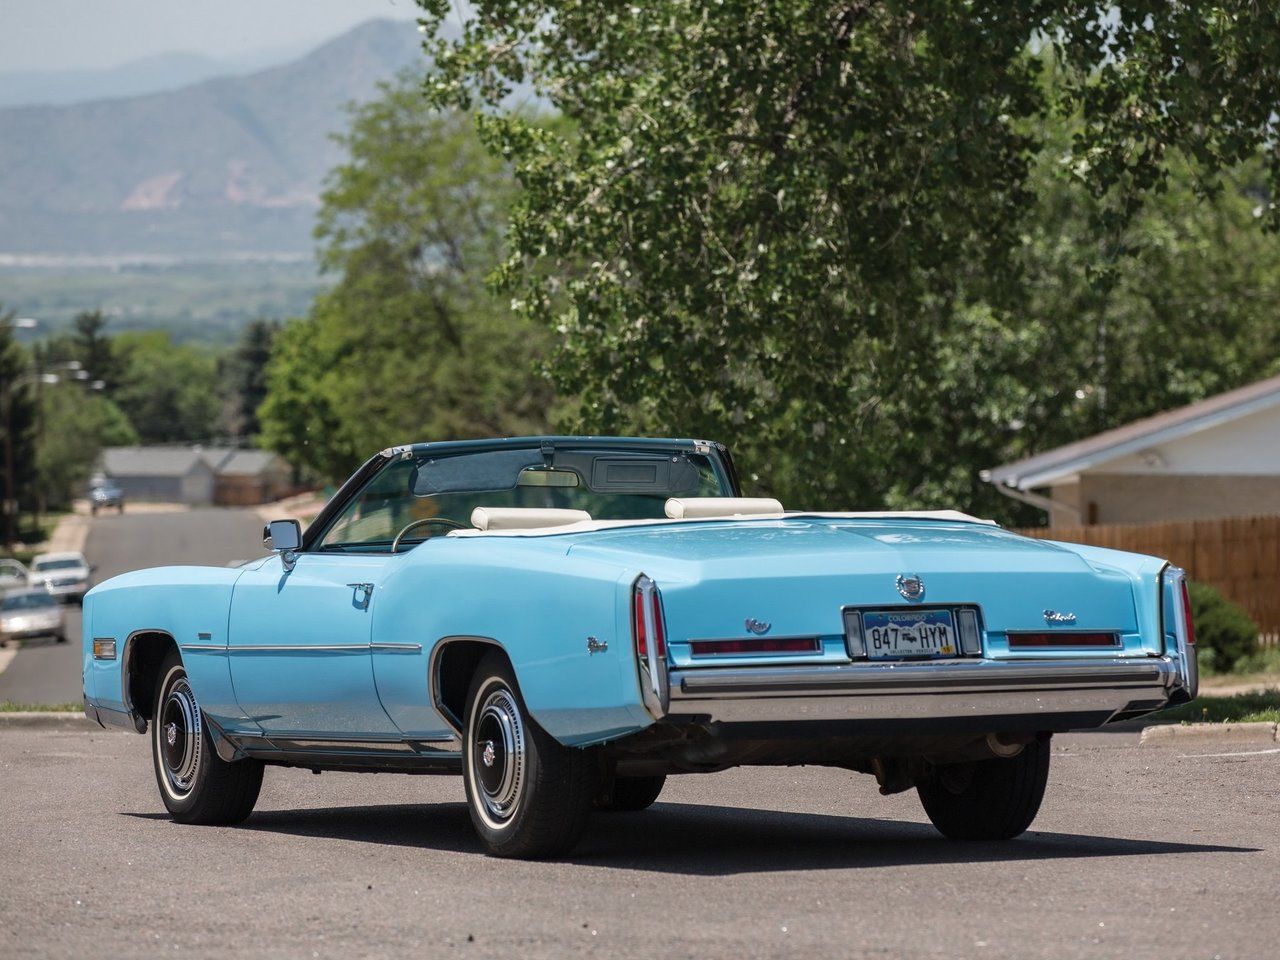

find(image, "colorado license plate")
[861,609,956,660]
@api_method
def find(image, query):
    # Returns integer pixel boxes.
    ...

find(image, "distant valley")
[0,18,423,342]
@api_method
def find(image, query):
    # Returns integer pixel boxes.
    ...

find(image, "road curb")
[0,712,97,730]
[1139,721,1279,745]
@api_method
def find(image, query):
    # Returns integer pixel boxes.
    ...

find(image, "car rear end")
[599,519,1197,738]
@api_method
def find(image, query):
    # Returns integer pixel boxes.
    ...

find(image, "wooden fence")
[1016,514,1280,644]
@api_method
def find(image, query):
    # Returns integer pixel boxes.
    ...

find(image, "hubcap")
[472,688,525,823]
[159,675,201,796]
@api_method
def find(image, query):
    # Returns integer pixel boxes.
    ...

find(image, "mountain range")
[0,19,423,258]
[0,43,318,110]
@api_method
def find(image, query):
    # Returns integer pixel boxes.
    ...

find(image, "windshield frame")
[300,436,739,554]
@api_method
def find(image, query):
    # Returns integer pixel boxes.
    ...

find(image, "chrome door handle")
[346,582,374,607]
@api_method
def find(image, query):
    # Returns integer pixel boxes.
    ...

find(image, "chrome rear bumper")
[663,657,1187,730]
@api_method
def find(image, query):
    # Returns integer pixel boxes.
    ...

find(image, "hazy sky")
[0,0,420,72]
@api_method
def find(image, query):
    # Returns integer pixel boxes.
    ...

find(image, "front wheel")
[152,650,263,824]
[462,651,596,858]
[917,736,1050,840]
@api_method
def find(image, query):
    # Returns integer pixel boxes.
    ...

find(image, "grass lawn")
[1155,690,1280,725]
[0,700,81,712]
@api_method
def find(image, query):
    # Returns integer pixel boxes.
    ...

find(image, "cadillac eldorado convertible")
[82,436,1197,858]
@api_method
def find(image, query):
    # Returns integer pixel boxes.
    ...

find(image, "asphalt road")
[0,508,265,705]
[1,726,1277,959]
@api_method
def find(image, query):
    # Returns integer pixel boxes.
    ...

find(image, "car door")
[228,551,399,737]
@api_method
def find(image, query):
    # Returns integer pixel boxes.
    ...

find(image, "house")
[198,448,293,506]
[98,447,218,505]
[983,373,1280,526]
[98,446,294,507]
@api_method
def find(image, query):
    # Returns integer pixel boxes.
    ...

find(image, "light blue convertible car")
[82,436,1198,858]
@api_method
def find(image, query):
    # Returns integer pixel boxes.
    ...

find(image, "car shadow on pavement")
[125,801,1257,875]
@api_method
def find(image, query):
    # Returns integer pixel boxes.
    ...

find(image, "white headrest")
[664,497,784,519]
[470,507,592,531]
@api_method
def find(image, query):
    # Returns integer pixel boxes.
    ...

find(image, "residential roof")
[101,445,283,479]
[100,446,214,479]
[213,449,284,477]
[983,372,1280,491]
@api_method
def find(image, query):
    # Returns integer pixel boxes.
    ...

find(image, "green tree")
[0,305,38,545]
[36,386,137,509]
[219,319,278,442]
[418,1,1280,516]
[260,79,554,481]
[68,310,121,391]
[112,331,221,444]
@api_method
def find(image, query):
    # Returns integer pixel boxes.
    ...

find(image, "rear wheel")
[596,774,666,812]
[917,737,1050,840]
[152,650,263,825]
[462,651,596,858]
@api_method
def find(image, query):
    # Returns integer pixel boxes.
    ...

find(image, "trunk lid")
[565,517,1138,655]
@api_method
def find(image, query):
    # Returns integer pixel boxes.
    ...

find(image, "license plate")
[860,609,957,660]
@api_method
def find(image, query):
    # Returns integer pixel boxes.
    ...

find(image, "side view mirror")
[263,519,302,553]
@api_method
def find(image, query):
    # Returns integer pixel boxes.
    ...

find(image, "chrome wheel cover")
[158,675,201,797]
[471,687,526,825]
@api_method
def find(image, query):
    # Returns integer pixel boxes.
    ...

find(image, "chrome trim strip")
[181,644,225,652]
[229,644,370,653]
[371,642,422,652]
[672,657,1168,696]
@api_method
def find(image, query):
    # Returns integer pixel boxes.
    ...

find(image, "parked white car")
[0,588,66,643]
[28,551,93,603]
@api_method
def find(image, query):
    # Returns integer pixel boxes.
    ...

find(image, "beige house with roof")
[983,373,1280,526]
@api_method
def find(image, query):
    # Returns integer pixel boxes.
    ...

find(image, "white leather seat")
[470,507,592,531]
[664,497,784,519]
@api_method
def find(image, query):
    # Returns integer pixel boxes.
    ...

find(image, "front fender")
[83,566,250,731]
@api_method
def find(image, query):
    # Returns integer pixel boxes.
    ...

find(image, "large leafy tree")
[111,332,221,444]
[36,386,137,509]
[418,1,1280,516]
[260,79,555,481]
[0,305,38,545]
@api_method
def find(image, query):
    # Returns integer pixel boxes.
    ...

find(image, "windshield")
[34,558,84,571]
[2,592,56,611]
[318,445,730,552]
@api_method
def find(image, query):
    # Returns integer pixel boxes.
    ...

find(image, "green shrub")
[1187,581,1259,673]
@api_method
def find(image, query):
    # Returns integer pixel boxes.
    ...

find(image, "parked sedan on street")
[82,436,1197,859]
[0,588,67,643]
[29,551,93,603]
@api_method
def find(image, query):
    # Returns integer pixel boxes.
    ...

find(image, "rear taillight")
[1179,579,1196,646]
[632,576,666,659]
[1007,632,1119,649]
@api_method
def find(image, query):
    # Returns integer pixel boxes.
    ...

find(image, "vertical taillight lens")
[632,576,666,659]
[1179,578,1196,646]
